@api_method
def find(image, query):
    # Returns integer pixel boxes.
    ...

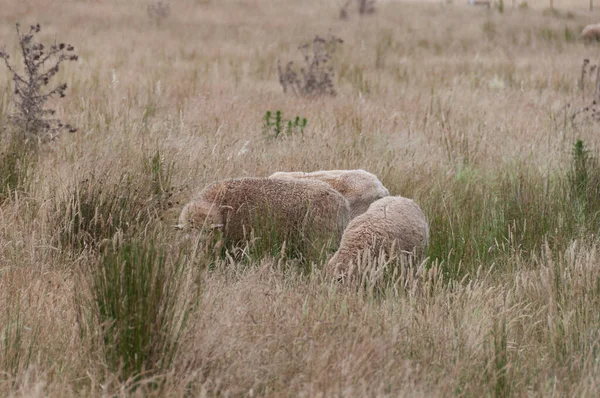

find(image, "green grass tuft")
[83,233,195,385]
[425,140,600,280]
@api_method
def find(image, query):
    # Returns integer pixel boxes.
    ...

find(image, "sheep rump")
[268,169,389,219]
[178,177,351,259]
[327,196,429,281]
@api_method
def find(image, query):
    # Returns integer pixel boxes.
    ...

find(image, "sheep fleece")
[268,169,389,219]
[179,177,350,247]
[582,23,600,40]
[327,196,429,276]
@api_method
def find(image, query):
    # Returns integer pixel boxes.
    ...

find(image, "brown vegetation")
[2,0,600,396]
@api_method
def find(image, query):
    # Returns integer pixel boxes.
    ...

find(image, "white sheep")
[177,177,350,260]
[326,196,429,281]
[582,23,600,41]
[268,169,389,220]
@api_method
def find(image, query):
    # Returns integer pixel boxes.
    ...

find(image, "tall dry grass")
[2,0,600,395]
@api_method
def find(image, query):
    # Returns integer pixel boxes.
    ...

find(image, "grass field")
[3,0,600,396]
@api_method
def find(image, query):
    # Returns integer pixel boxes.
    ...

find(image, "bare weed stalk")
[147,1,171,26]
[340,0,376,18]
[571,58,600,125]
[0,23,77,143]
[277,34,343,98]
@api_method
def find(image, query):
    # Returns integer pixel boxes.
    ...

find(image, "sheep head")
[176,200,224,232]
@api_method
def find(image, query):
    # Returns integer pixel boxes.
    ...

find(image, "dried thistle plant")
[339,0,351,19]
[340,0,376,19]
[277,34,343,98]
[571,58,600,126]
[358,0,376,15]
[147,0,171,26]
[0,23,78,143]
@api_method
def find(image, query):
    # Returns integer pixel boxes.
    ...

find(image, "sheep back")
[268,169,389,219]
[582,23,600,41]
[179,177,351,258]
[327,196,429,279]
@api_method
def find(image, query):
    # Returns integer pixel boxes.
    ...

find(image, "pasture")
[2,0,600,395]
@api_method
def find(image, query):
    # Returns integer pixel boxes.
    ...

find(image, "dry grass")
[3,0,600,395]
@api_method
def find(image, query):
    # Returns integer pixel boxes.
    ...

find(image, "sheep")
[268,169,389,220]
[326,196,429,282]
[582,23,600,41]
[177,177,351,261]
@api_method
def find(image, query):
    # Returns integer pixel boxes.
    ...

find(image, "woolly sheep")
[327,196,429,281]
[582,23,600,41]
[268,169,389,220]
[177,177,351,259]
